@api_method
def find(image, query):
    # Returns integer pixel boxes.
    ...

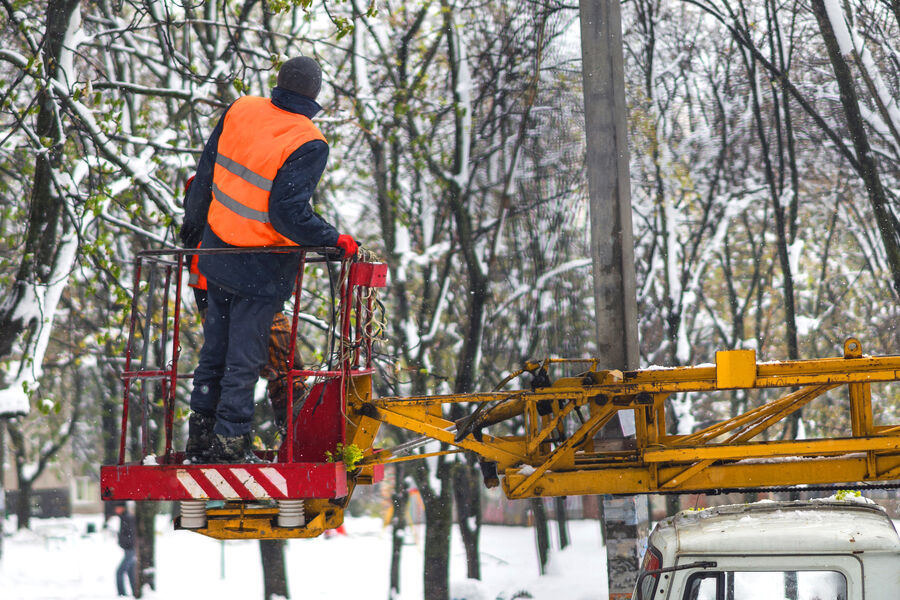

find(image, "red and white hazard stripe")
[175,466,290,500]
[101,461,350,501]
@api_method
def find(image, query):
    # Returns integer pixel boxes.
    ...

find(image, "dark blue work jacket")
[180,87,339,300]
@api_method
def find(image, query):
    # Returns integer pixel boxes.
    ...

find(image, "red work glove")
[184,175,195,193]
[336,234,358,258]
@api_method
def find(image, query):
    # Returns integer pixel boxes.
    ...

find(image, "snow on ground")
[0,514,608,600]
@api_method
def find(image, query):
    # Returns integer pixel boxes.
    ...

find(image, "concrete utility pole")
[579,1,650,598]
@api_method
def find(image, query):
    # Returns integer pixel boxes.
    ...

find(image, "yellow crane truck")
[101,249,900,547]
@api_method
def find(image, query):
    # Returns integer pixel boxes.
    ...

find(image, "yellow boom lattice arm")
[358,338,900,497]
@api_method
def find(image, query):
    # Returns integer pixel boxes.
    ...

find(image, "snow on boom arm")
[101,250,900,540]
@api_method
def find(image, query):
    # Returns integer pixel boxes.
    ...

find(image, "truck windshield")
[684,570,847,600]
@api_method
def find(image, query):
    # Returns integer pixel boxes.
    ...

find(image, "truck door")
[668,554,861,600]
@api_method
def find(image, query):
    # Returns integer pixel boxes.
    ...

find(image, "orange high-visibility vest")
[188,251,207,290]
[207,96,326,247]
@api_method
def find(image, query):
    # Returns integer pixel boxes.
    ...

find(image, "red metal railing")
[116,246,386,466]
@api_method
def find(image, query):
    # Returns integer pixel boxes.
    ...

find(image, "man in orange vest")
[179,56,356,463]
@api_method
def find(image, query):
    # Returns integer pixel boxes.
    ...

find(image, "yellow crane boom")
[358,338,900,498]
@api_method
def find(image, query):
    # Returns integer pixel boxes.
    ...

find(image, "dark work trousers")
[116,548,136,596]
[189,282,281,437]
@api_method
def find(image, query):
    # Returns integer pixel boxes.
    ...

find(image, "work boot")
[184,412,215,464]
[209,433,267,464]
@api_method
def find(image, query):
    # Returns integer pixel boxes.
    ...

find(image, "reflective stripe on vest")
[188,253,207,290]
[207,96,326,247]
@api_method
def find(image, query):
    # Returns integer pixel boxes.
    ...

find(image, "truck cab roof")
[651,499,900,556]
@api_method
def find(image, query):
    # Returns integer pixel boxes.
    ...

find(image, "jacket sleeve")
[268,139,339,247]
[179,112,227,248]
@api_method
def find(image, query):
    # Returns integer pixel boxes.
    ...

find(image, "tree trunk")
[260,539,290,600]
[134,502,158,597]
[596,497,607,547]
[413,459,453,600]
[422,487,453,600]
[665,495,680,521]
[785,571,798,600]
[453,462,482,579]
[7,421,32,530]
[100,350,122,465]
[448,404,483,580]
[99,358,121,526]
[554,496,570,550]
[389,463,410,597]
[531,498,550,575]
[15,476,32,530]
[0,0,79,365]
[810,0,900,296]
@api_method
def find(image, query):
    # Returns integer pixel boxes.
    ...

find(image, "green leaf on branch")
[324,442,364,470]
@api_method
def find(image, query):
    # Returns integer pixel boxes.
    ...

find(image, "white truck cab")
[634,499,900,600]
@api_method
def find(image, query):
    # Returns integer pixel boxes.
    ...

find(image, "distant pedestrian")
[114,502,137,597]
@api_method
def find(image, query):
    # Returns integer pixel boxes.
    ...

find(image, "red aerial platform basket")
[100,247,386,537]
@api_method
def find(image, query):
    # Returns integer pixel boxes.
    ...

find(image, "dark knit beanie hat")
[277,57,322,100]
